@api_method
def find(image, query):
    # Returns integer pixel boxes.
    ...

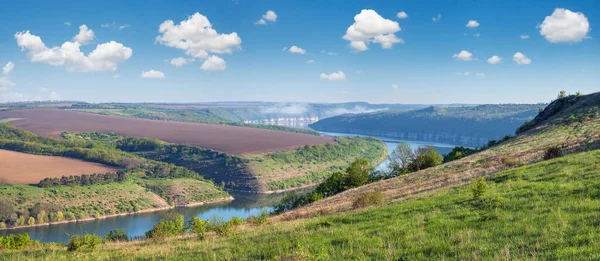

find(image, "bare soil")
[0,109,334,155]
[0,149,117,184]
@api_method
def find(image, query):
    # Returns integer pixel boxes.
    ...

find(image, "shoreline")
[0,196,234,232]
[228,182,319,194]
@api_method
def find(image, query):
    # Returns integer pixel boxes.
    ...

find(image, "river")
[1,132,458,243]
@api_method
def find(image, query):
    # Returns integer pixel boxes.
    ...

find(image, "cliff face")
[311,104,543,148]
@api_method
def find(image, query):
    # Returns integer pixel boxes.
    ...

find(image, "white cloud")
[513,52,531,65]
[453,50,473,61]
[343,9,403,52]
[455,72,470,76]
[141,70,165,79]
[473,33,480,38]
[49,91,61,101]
[0,77,15,90]
[255,19,267,25]
[540,8,590,43]
[119,24,130,30]
[101,22,129,30]
[200,55,226,71]
[260,10,277,23]
[487,55,502,64]
[306,60,315,64]
[3,62,14,75]
[113,74,120,78]
[170,57,190,67]
[392,84,398,90]
[432,14,442,22]
[156,12,241,70]
[320,50,338,56]
[520,35,530,39]
[320,71,346,81]
[64,21,71,27]
[15,29,132,72]
[466,20,480,28]
[288,45,306,54]
[101,23,110,28]
[396,11,408,19]
[281,47,287,52]
[476,72,485,77]
[73,25,95,45]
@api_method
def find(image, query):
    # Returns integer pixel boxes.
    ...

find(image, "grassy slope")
[4,146,600,260]
[281,93,600,219]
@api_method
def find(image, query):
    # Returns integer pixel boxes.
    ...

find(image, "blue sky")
[0,0,598,104]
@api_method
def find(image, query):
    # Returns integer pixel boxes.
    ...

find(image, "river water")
[1,132,458,243]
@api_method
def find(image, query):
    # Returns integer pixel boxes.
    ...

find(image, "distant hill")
[310,104,545,147]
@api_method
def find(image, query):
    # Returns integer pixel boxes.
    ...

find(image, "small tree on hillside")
[388,142,414,175]
[344,159,372,188]
[557,90,567,99]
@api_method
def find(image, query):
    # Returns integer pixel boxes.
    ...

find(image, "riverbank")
[0,196,234,231]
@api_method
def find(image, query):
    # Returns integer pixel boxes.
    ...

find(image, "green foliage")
[27,217,35,226]
[248,212,270,226]
[0,234,37,250]
[104,228,128,242]
[500,156,519,167]
[188,217,208,240]
[443,146,479,163]
[229,216,243,226]
[352,191,384,209]
[344,159,372,188]
[470,178,488,200]
[558,90,567,99]
[0,222,5,229]
[407,146,443,172]
[36,210,48,224]
[208,216,236,237]
[145,214,185,240]
[67,234,102,252]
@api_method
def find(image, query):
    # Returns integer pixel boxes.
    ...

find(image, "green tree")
[388,142,414,174]
[408,146,443,172]
[27,217,35,226]
[15,216,25,226]
[557,90,567,99]
[470,178,488,200]
[344,158,372,188]
[188,217,208,240]
[36,210,48,224]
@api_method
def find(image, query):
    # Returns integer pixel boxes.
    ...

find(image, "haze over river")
[1,131,458,243]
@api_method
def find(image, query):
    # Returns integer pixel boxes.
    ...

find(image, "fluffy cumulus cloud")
[156,12,241,70]
[453,50,473,61]
[15,27,132,72]
[396,11,408,19]
[513,52,531,65]
[3,62,14,75]
[170,57,191,67]
[343,9,402,52]
[141,70,165,79]
[256,10,277,25]
[73,25,95,45]
[288,45,307,55]
[540,8,590,43]
[320,71,346,80]
[200,55,227,71]
[487,55,502,64]
[466,20,480,28]
[520,35,530,39]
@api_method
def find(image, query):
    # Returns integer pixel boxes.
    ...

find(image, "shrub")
[249,212,269,226]
[229,216,243,226]
[0,233,38,250]
[500,156,519,167]
[15,216,25,226]
[27,217,35,226]
[145,214,185,240]
[67,233,102,252]
[353,191,384,209]
[478,195,504,221]
[543,146,562,160]
[208,216,236,236]
[470,178,488,200]
[188,217,208,240]
[104,228,128,242]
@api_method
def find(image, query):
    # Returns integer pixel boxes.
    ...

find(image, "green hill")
[310,104,543,147]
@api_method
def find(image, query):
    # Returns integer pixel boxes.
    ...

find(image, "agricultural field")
[0,149,116,184]
[0,109,334,155]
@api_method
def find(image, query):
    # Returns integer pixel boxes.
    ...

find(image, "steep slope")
[310,104,542,147]
[281,93,600,220]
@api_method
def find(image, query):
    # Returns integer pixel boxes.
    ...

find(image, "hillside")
[282,93,600,219]
[310,104,543,147]
[4,132,600,259]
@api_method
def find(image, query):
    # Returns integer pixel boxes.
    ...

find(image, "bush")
[208,216,237,236]
[229,216,243,226]
[500,156,519,167]
[67,233,102,252]
[27,217,35,226]
[145,214,185,240]
[249,212,269,226]
[0,233,38,250]
[543,146,562,160]
[0,222,5,229]
[352,191,384,209]
[470,178,488,200]
[104,228,128,242]
[188,217,208,240]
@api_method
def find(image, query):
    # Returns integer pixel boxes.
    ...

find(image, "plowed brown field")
[0,109,334,155]
[0,149,117,184]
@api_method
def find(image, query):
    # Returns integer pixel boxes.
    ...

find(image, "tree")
[388,142,414,174]
[557,90,566,99]
[408,146,443,172]
[0,200,14,222]
[36,210,48,224]
[344,159,372,188]
[27,217,35,226]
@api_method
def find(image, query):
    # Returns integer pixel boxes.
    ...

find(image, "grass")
[4,149,600,260]
[141,178,230,205]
